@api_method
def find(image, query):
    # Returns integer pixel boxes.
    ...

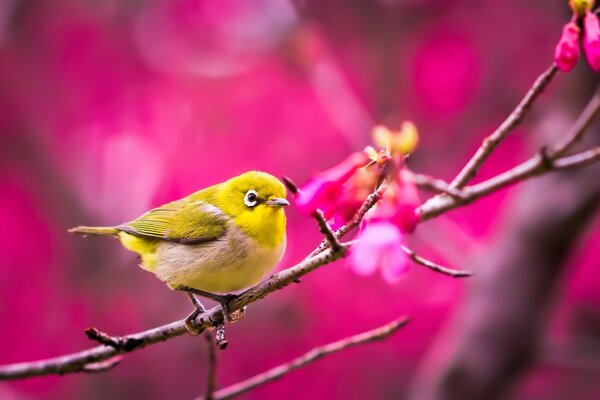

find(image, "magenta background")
[1,1,599,399]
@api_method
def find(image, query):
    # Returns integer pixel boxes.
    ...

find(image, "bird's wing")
[117,199,228,245]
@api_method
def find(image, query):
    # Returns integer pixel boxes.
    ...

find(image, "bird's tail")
[69,226,120,236]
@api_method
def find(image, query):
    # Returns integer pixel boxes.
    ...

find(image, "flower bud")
[570,0,595,18]
[554,22,581,72]
[371,122,419,157]
[584,11,600,70]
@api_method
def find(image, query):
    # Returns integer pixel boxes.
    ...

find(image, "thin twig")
[550,85,600,157]
[84,327,143,351]
[400,245,473,278]
[450,64,558,189]
[309,184,386,257]
[206,317,410,400]
[412,174,465,199]
[204,333,217,400]
[313,209,343,252]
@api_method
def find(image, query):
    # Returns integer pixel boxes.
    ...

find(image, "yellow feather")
[118,232,158,272]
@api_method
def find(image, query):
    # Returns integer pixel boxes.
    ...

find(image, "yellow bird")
[70,171,289,330]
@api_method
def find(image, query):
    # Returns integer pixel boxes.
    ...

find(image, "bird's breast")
[153,222,286,293]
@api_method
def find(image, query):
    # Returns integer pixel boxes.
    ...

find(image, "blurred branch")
[309,184,386,257]
[204,333,217,400]
[450,64,558,188]
[400,245,472,278]
[551,85,600,157]
[204,317,410,400]
[413,174,466,199]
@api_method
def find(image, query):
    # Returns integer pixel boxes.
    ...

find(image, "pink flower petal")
[364,170,420,233]
[349,222,404,278]
[381,244,410,284]
[294,152,367,216]
[392,204,420,234]
[348,241,380,276]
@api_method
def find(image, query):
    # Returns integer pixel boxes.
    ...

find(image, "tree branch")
[204,333,217,400]
[313,209,343,252]
[419,84,600,220]
[412,174,466,199]
[450,64,558,189]
[2,66,600,384]
[419,145,600,220]
[3,137,599,380]
[0,233,356,381]
[204,317,410,400]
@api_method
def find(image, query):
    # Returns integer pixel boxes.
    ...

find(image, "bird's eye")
[244,190,259,207]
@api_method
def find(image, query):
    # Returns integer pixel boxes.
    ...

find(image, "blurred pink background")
[1,1,600,399]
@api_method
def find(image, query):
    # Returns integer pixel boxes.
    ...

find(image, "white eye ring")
[244,190,259,207]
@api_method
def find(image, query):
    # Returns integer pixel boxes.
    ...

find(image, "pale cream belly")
[153,228,286,293]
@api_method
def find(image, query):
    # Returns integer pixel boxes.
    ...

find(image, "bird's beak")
[266,198,290,207]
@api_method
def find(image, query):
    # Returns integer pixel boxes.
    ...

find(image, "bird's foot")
[228,306,247,323]
[184,293,206,336]
[215,293,238,323]
[176,286,243,323]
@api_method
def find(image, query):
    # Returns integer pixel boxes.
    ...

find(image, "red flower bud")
[555,22,581,72]
[584,11,600,71]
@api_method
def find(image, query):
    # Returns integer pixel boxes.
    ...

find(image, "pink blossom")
[365,170,421,234]
[326,168,379,229]
[294,152,367,217]
[555,22,581,72]
[584,11,600,71]
[391,203,420,234]
[349,222,409,284]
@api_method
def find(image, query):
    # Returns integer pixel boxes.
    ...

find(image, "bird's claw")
[228,306,247,323]
[217,294,239,323]
[184,308,204,336]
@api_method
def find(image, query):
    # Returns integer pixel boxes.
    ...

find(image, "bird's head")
[217,171,288,247]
